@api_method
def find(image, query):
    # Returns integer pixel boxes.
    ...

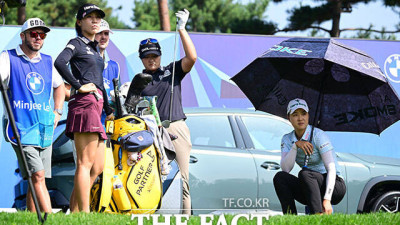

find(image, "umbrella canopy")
[231,38,400,134]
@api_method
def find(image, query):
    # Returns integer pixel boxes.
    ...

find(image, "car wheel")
[370,191,400,213]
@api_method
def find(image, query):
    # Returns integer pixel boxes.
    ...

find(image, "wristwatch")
[54,108,63,116]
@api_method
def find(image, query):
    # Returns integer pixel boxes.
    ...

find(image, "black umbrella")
[232,38,400,136]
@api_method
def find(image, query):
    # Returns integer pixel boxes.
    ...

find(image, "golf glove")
[176,9,189,30]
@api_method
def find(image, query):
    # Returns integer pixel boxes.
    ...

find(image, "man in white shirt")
[0,18,65,213]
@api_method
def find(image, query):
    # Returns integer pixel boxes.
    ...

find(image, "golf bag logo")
[384,54,400,83]
[25,72,45,95]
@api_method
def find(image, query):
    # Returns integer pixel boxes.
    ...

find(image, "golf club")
[163,17,179,128]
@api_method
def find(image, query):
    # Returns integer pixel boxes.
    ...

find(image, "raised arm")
[176,9,197,73]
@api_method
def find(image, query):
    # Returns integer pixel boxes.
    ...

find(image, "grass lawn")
[0,211,399,225]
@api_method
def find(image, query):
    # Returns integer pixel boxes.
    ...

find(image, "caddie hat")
[76,3,105,20]
[21,18,50,33]
[98,19,113,34]
[287,98,309,115]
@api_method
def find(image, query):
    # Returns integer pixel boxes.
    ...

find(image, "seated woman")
[273,98,346,215]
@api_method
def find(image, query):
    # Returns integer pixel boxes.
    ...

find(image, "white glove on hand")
[176,9,189,30]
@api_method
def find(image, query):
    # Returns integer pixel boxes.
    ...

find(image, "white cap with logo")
[287,98,309,115]
[21,18,50,33]
[98,19,113,34]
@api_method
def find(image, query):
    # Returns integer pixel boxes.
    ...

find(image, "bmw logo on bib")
[384,54,400,83]
[26,72,45,94]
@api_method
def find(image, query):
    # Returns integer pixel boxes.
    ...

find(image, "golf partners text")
[222,197,270,208]
[131,214,269,225]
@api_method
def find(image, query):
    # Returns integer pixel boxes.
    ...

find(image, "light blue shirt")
[281,125,341,175]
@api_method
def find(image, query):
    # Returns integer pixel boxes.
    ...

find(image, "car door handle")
[261,161,280,170]
[189,155,198,164]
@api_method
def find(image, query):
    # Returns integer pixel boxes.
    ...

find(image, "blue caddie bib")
[5,49,55,148]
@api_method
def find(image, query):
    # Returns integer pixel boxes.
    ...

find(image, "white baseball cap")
[21,18,50,33]
[98,19,113,34]
[287,98,309,115]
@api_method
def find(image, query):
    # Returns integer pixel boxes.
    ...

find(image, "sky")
[106,0,400,39]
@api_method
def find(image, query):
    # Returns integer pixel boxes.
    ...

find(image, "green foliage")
[132,0,277,34]
[274,0,400,39]
[2,0,128,29]
[385,0,400,6]
[354,25,398,40]
[132,0,165,30]
[0,211,400,225]
[287,3,333,31]
[309,28,325,37]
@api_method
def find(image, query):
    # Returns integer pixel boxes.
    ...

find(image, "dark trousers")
[273,168,346,214]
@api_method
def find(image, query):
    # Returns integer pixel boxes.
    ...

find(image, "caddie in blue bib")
[5,49,55,148]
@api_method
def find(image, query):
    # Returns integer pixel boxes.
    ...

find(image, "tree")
[133,0,162,30]
[2,0,128,29]
[273,0,400,37]
[158,0,170,31]
[352,25,397,40]
[133,0,277,34]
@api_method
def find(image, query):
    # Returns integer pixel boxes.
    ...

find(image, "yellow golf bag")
[90,116,163,214]
[90,138,114,212]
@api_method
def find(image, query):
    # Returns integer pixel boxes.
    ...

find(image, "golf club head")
[124,95,141,110]
[125,73,152,113]
[127,73,153,96]
[162,120,171,128]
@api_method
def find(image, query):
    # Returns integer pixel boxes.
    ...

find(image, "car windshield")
[241,116,292,150]
[186,115,236,148]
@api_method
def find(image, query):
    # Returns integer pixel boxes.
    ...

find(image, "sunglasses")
[28,31,47,40]
[140,38,158,45]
